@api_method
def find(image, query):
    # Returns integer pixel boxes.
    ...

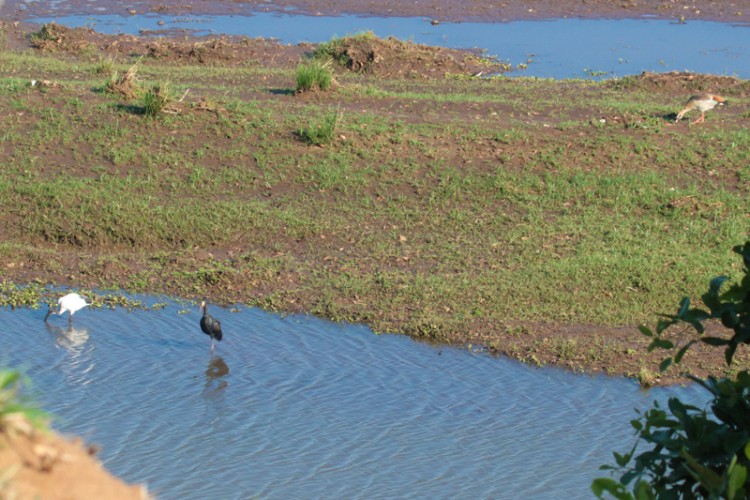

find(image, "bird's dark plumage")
[200,300,223,349]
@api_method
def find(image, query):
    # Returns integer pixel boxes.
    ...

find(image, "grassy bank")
[1,25,749,382]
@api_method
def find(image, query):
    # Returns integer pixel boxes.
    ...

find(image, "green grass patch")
[295,60,334,92]
[296,108,341,146]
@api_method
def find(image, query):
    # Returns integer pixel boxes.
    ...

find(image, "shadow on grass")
[114,103,146,116]
[268,88,295,96]
[659,112,678,122]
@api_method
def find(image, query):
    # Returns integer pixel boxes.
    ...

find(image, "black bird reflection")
[203,354,229,396]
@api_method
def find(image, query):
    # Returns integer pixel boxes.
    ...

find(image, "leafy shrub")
[594,242,750,499]
[295,61,333,93]
[0,368,48,430]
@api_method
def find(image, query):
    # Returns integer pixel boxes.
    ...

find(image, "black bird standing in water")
[199,299,223,351]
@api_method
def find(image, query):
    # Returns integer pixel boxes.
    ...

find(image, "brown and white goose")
[675,93,726,124]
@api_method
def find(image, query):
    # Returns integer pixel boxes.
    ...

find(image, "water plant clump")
[0,282,46,309]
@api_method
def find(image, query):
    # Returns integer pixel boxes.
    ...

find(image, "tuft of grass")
[295,60,334,93]
[142,81,174,117]
[93,55,116,75]
[635,366,660,388]
[104,60,141,99]
[297,109,341,146]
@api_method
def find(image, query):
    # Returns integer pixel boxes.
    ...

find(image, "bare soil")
[0,415,149,500]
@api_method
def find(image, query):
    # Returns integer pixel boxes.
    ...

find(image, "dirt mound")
[10,22,305,67]
[28,22,98,52]
[16,23,509,77]
[612,71,750,96]
[145,37,264,64]
[0,414,150,499]
[146,38,231,63]
[317,34,510,78]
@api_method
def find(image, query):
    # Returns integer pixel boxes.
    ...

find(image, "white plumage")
[44,293,91,322]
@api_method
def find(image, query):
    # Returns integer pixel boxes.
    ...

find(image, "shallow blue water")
[1,296,709,499]
[19,11,750,79]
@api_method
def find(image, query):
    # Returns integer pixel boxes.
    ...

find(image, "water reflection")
[204,354,229,397]
[44,320,94,386]
[45,321,90,351]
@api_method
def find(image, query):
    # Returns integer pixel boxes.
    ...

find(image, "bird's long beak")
[44,307,53,322]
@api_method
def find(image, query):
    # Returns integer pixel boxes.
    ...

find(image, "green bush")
[594,242,750,499]
[295,61,333,93]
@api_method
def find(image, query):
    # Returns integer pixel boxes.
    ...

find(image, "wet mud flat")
[3,0,750,23]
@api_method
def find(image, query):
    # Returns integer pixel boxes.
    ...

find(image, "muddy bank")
[3,0,750,23]
[0,414,150,500]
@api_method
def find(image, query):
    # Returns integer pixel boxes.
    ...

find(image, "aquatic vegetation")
[0,282,46,309]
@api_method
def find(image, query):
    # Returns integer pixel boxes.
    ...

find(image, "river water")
[14,10,750,79]
[1,297,708,499]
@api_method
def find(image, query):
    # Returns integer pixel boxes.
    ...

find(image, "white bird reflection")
[45,321,90,351]
[45,321,95,386]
